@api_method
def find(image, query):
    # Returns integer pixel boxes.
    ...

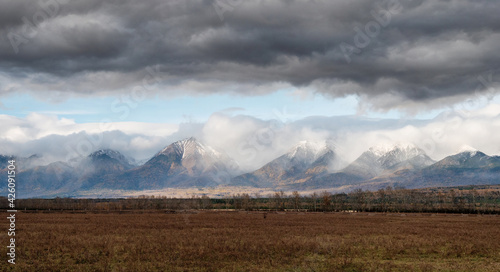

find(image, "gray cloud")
[1,0,500,110]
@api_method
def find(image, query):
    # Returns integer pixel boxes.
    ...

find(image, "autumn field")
[1,212,500,272]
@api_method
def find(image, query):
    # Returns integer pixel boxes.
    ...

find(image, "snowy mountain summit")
[343,142,434,178]
[157,137,219,159]
[457,145,479,156]
[286,140,332,164]
[373,142,428,169]
[89,149,131,164]
[154,137,238,176]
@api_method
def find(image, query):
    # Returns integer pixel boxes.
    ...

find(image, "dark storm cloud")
[1,0,499,109]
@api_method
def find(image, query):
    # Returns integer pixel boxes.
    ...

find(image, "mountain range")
[2,138,499,197]
[232,141,341,187]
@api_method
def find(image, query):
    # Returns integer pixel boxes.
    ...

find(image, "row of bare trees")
[2,186,499,213]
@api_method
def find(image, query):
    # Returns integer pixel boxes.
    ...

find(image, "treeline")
[2,186,500,214]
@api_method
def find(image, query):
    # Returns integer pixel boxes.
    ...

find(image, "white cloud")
[1,104,500,170]
[0,113,179,142]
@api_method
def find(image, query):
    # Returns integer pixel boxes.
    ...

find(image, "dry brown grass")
[1,212,500,271]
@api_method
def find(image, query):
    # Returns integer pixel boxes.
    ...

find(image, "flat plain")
[1,211,499,271]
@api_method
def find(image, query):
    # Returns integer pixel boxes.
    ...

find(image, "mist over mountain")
[0,155,12,169]
[232,141,340,187]
[1,138,499,198]
[93,138,240,190]
[17,161,77,198]
[356,149,500,191]
[75,149,135,190]
[342,143,435,180]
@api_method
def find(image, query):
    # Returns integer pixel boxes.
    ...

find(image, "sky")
[1,0,500,171]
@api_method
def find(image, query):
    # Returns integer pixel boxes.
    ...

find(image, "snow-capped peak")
[457,145,478,156]
[153,137,239,176]
[89,149,130,164]
[176,137,220,159]
[364,142,427,169]
[90,149,123,159]
[368,144,394,158]
[286,140,332,162]
[156,137,222,161]
[368,142,420,158]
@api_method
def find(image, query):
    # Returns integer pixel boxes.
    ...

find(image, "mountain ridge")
[2,138,499,197]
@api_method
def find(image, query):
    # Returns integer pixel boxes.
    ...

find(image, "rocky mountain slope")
[2,139,499,197]
[98,138,239,189]
[232,141,339,187]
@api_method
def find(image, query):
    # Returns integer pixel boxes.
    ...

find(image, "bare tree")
[273,191,282,211]
[333,193,347,211]
[377,188,387,212]
[352,189,366,212]
[201,195,211,209]
[311,192,318,212]
[321,191,331,212]
[241,193,251,210]
[292,191,301,211]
